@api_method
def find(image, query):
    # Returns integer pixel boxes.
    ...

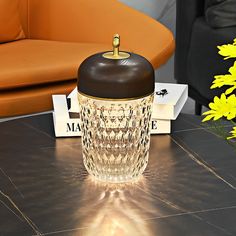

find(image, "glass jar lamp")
[78,35,155,183]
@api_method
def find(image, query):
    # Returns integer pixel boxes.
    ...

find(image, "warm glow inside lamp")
[77,34,155,183]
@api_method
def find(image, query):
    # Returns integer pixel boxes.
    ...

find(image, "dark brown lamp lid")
[77,34,155,99]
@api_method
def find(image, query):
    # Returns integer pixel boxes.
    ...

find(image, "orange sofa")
[0,0,175,117]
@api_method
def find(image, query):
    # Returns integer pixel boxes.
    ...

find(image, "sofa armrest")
[28,0,174,68]
[175,0,205,83]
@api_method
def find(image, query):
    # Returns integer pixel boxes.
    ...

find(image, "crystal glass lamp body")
[78,93,154,183]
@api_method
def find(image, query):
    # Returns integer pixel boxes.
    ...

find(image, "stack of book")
[52,83,188,137]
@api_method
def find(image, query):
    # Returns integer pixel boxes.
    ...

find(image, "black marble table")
[0,113,236,236]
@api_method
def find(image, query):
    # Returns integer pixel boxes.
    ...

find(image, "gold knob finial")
[113,34,120,57]
[103,34,130,59]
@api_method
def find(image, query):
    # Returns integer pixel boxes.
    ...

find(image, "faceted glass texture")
[78,93,154,183]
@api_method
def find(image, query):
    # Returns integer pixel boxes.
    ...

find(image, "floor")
[121,0,177,83]
[124,0,198,116]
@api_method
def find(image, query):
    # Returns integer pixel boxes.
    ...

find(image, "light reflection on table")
[1,113,234,236]
[54,135,175,236]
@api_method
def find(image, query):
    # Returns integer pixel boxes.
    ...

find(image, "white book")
[52,95,170,137]
[52,82,188,137]
[153,83,188,120]
[68,83,188,120]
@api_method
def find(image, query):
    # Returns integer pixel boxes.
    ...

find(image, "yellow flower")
[202,93,236,122]
[218,38,236,59]
[211,61,236,95]
[227,126,236,140]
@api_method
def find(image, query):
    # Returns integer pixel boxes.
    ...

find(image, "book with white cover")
[52,95,170,137]
[52,82,187,137]
[153,83,188,120]
[68,83,188,119]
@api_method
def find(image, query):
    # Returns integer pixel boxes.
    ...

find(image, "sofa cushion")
[0,39,110,90]
[0,80,76,117]
[205,0,236,28]
[0,0,25,43]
